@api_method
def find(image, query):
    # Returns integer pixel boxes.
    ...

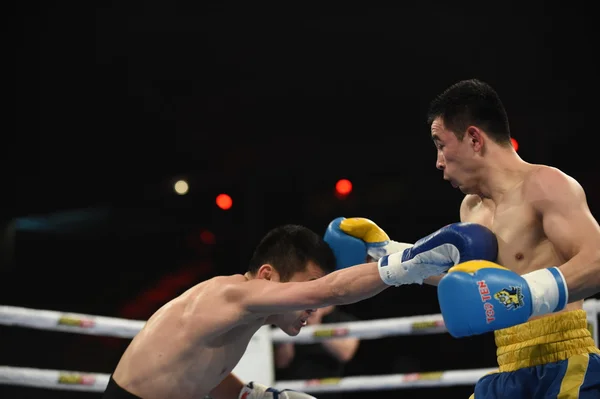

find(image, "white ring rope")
[0,306,145,338]
[0,299,598,393]
[0,365,499,393]
[2,299,598,343]
[0,366,110,392]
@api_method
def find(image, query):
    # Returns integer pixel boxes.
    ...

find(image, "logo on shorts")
[493,286,524,310]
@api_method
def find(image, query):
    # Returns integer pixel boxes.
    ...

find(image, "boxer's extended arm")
[229,262,388,314]
[529,167,600,302]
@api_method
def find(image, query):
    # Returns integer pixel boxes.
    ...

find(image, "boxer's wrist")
[522,267,568,317]
[378,251,420,286]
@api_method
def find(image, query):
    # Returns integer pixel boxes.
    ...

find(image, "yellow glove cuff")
[339,218,390,243]
[448,260,508,274]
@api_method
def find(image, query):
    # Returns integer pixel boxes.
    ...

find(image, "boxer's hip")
[471,310,600,398]
[494,309,598,372]
[102,375,142,399]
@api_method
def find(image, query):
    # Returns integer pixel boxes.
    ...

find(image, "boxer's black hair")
[427,79,512,146]
[248,224,336,281]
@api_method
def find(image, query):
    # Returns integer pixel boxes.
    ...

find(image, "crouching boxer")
[109,221,497,399]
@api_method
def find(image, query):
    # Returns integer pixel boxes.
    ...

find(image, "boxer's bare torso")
[112,274,264,398]
[460,164,584,318]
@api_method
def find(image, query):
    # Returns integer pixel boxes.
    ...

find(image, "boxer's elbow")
[559,248,600,302]
[590,249,600,282]
[580,249,600,299]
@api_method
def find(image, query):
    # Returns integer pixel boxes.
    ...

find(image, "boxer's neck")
[476,145,530,203]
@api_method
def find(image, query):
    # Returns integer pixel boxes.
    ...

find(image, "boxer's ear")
[466,126,484,153]
[256,264,278,281]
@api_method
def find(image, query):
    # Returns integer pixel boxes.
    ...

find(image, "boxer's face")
[272,262,325,336]
[431,117,481,194]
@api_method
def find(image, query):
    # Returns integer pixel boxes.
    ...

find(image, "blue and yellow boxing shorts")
[470,310,600,398]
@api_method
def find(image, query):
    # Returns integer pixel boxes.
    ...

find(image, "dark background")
[4,1,598,398]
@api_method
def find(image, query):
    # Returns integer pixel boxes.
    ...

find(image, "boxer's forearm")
[558,250,600,303]
[326,262,389,305]
[209,373,245,399]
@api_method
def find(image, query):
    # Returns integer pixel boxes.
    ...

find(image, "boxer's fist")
[239,381,316,399]
[438,261,568,337]
[324,217,411,269]
[378,223,498,286]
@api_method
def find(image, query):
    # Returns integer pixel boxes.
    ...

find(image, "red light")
[216,194,232,210]
[511,138,519,151]
[199,230,216,245]
[335,179,353,196]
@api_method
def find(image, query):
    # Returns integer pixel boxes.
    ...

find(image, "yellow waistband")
[494,310,599,372]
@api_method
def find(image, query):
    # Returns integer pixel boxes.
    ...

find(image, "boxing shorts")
[102,375,142,399]
[470,310,600,398]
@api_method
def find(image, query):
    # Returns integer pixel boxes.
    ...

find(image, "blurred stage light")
[174,180,189,195]
[335,179,353,196]
[511,138,519,151]
[216,193,232,210]
[200,230,216,245]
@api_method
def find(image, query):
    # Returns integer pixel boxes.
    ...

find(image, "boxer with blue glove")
[324,217,498,286]
[425,79,600,398]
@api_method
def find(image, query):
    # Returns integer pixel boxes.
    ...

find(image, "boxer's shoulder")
[187,274,248,303]
[523,165,585,203]
[203,274,247,289]
[461,194,482,210]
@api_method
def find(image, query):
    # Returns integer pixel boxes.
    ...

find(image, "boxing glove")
[377,223,498,286]
[438,260,568,337]
[324,217,413,269]
[239,381,316,399]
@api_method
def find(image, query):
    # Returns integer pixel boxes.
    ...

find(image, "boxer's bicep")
[529,167,600,301]
[226,279,332,314]
[528,168,598,260]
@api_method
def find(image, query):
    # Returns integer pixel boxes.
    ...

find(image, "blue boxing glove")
[324,217,413,269]
[438,260,569,337]
[377,223,498,286]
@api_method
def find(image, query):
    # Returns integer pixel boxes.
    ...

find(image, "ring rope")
[0,365,499,393]
[0,366,110,392]
[0,299,597,393]
[1,299,598,343]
